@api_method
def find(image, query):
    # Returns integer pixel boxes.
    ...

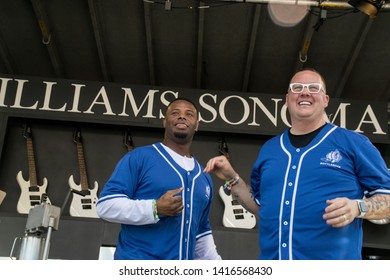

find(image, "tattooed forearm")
[365,194,390,219]
[231,179,260,215]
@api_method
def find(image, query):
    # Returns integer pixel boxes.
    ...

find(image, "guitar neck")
[76,141,89,192]
[218,137,231,161]
[26,137,38,187]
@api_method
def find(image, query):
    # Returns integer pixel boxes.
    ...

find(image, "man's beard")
[173,131,188,139]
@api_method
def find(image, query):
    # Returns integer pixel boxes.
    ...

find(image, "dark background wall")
[0,116,389,260]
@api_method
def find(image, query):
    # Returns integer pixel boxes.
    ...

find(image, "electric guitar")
[218,137,256,229]
[68,128,99,218]
[16,124,51,214]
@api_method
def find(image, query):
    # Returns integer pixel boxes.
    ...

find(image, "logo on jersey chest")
[320,149,342,168]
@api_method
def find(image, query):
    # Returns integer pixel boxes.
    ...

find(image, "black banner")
[0,74,387,142]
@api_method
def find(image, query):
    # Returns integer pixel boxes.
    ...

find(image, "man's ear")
[195,120,199,132]
[163,118,166,128]
[323,94,329,108]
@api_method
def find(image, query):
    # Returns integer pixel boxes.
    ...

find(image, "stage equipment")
[10,201,60,260]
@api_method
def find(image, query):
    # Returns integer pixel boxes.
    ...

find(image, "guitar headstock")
[22,124,32,139]
[218,136,231,162]
[73,128,83,144]
[124,129,134,151]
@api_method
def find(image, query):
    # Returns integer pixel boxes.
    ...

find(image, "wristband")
[152,199,159,221]
[223,174,240,191]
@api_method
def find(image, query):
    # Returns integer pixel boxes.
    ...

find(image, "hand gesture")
[156,187,184,216]
[204,155,237,180]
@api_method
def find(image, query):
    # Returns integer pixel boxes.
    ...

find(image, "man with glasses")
[204,69,390,259]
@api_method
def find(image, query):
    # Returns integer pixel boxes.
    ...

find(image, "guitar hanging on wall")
[68,128,99,218]
[16,124,51,214]
[218,137,256,229]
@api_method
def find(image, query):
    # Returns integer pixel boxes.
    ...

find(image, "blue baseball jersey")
[251,123,390,260]
[97,142,214,260]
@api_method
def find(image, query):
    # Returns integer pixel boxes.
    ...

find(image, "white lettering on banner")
[0,76,387,139]
[328,102,351,128]
[120,88,158,118]
[159,91,179,119]
[199,95,286,127]
[40,81,67,112]
[0,77,12,106]
[84,86,115,115]
[68,83,85,113]
[219,95,250,125]
[199,93,218,123]
[280,104,291,127]
[10,79,38,110]
[248,97,284,127]
[354,105,385,135]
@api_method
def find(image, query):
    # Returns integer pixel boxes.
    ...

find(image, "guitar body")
[16,171,50,214]
[68,175,99,218]
[219,186,256,229]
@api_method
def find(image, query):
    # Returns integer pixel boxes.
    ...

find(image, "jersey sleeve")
[354,137,390,197]
[96,150,158,225]
[195,234,222,260]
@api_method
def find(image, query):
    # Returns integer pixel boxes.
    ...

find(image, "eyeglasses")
[288,83,325,94]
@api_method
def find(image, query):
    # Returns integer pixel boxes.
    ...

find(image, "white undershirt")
[161,143,195,171]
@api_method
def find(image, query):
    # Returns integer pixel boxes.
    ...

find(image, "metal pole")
[42,217,55,260]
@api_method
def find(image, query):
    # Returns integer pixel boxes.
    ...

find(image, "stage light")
[267,3,309,27]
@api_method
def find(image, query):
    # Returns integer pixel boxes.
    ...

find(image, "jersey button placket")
[182,178,191,259]
[281,151,300,259]
[283,149,302,258]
